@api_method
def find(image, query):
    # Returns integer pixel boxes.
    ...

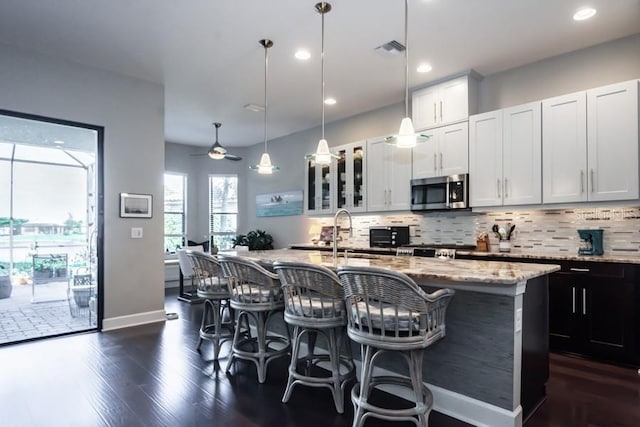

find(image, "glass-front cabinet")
[334,141,367,212]
[305,158,333,214]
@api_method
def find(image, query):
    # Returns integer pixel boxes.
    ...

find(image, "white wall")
[0,43,166,328]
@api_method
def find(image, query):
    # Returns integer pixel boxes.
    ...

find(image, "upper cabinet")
[412,75,477,130]
[334,141,367,213]
[412,122,468,179]
[367,137,412,212]
[305,158,333,215]
[543,80,639,204]
[469,101,542,207]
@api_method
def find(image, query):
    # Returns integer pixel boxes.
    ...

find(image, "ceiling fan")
[193,122,242,161]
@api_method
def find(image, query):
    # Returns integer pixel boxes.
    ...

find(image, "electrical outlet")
[515,308,523,332]
[131,227,143,239]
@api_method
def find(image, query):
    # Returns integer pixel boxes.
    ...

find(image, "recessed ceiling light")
[324,97,336,105]
[417,63,433,73]
[53,140,64,145]
[573,7,596,21]
[295,49,311,60]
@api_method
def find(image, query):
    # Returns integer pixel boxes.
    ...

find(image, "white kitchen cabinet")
[586,80,639,202]
[305,158,333,214]
[469,110,503,207]
[469,101,542,207]
[367,137,412,212]
[542,91,587,203]
[543,80,638,204]
[412,122,468,179]
[412,75,475,130]
[334,141,367,212]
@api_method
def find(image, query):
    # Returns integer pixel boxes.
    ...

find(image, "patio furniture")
[67,268,95,322]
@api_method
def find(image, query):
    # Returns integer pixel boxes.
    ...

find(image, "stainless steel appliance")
[410,173,469,211]
[369,226,410,248]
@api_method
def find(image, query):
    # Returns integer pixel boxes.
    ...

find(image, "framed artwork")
[256,190,303,217]
[120,193,153,218]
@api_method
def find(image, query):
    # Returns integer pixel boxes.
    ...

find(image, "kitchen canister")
[498,239,511,253]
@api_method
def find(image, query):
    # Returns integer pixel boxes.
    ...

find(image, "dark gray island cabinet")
[227,249,559,427]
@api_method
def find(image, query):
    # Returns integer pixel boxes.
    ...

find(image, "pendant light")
[307,2,338,165]
[388,0,426,148]
[250,39,279,174]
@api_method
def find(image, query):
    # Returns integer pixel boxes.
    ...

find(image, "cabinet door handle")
[388,189,392,205]
[580,170,584,193]
[569,267,590,272]
[440,101,443,120]
[497,179,501,198]
[504,177,508,198]
[433,103,437,123]
[439,152,443,170]
[572,287,576,314]
[582,288,587,315]
[590,169,595,193]
[434,153,437,171]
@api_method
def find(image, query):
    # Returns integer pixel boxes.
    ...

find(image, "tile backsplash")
[309,206,640,255]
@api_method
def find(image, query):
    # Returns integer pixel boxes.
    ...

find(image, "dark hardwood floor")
[0,288,638,427]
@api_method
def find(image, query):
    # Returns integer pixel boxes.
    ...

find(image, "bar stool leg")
[282,325,302,404]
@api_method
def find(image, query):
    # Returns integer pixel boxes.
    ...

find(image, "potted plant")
[246,229,274,251]
[232,234,249,252]
[0,264,11,299]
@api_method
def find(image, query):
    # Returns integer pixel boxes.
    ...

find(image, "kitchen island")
[221,249,559,427]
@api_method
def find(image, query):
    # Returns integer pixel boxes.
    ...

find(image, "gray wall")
[478,33,640,112]
[0,43,165,326]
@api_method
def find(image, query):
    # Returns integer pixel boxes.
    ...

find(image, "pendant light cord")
[404,0,409,118]
[321,4,326,140]
[264,42,269,152]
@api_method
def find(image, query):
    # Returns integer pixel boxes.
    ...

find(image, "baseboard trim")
[370,364,522,427]
[102,309,166,331]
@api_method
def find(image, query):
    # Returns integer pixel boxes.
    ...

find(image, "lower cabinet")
[548,261,637,366]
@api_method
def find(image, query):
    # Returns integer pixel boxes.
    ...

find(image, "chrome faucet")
[333,208,353,260]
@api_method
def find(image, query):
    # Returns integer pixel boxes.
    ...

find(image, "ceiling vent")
[243,103,265,112]
[374,40,406,57]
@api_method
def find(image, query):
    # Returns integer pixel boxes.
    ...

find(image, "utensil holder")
[498,239,511,253]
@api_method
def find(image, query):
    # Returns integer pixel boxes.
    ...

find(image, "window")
[209,175,237,251]
[164,173,186,252]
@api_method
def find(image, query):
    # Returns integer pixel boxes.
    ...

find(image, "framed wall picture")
[120,193,153,218]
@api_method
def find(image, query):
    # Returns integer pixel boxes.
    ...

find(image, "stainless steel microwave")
[410,174,469,211]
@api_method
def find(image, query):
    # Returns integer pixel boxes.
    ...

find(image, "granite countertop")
[289,243,640,264]
[221,249,559,286]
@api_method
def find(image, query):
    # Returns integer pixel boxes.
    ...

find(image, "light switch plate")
[131,227,143,239]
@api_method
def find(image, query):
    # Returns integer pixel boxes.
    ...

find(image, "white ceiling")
[0,0,638,150]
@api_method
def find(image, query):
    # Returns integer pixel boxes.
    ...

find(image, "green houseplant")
[232,230,274,251]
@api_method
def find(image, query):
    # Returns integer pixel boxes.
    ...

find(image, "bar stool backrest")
[186,250,229,299]
[337,265,454,350]
[273,261,346,326]
[218,254,283,310]
[176,245,204,278]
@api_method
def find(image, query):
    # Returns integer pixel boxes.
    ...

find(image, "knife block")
[476,236,489,252]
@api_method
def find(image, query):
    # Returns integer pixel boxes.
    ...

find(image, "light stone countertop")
[289,243,640,264]
[220,248,559,286]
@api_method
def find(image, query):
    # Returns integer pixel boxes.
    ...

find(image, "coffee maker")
[577,229,603,255]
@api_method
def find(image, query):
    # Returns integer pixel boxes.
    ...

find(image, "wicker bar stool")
[218,254,290,383]
[186,250,234,361]
[337,266,455,427]
[273,261,356,414]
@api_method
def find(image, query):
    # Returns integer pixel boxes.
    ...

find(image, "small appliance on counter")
[577,229,604,255]
[369,226,410,248]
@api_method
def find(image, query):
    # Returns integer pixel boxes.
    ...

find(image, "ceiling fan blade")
[224,154,242,161]
[190,153,209,158]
